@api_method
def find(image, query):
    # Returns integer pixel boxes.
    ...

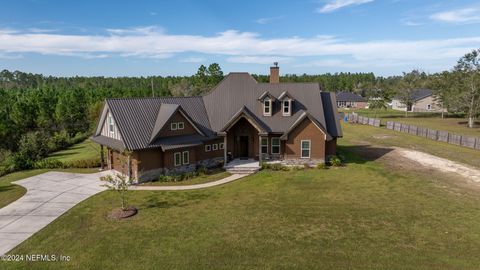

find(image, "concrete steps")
[224,159,260,175]
[225,167,260,174]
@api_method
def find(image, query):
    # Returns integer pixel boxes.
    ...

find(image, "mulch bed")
[107,206,138,220]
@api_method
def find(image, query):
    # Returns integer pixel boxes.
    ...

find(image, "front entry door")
[238,136,249,158]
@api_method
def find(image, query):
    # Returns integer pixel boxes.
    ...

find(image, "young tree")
[454,49,480,128]
[428,71,457,118]
[395,70,425,117]
[100,151,134,211]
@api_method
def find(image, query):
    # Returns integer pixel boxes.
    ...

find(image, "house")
[336,91,367,109]
[92,65,342,181]
[391,89,445,112]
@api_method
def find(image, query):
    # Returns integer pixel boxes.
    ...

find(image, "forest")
[0,48,479,175]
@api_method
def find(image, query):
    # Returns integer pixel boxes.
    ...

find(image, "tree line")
[1,50,479,174]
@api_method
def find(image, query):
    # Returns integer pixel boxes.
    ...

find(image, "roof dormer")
[258,91,275,116]
[278,91,294,116]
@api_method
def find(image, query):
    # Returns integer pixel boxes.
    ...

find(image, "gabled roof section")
[411,88,433,101]
[150,104,206,144]
[203,73,330,134]
[280,111,332,141]
[257,91,275,101]
[104,97,214,150]
[321,92,343,138]
[278,91,294,100]
[336,91,365,102]
[220,106,268,134]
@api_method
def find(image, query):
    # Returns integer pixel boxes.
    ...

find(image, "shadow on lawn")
[0,185,17,193]
[338,145,394,164]
[141,192,211,210]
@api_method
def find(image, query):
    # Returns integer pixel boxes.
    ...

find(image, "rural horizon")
[1,1,480,269]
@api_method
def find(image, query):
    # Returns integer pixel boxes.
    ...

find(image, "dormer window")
[278,91,294,117]
[263,98,272,116]
[282,99,291,116]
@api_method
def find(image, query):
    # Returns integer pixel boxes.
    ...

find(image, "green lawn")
[340,108,480,137]
[0,168,99,209]
[340,122,480,168]
[47,139,100,163]
[3,141,480,269]
[140,169,231,186]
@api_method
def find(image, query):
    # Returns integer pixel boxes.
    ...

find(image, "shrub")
[317,163,328,170]
[328,155,343,167]
[261,162,289,171]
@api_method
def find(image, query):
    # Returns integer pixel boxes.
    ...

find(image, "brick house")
[391,89,446,112]
[336,91,367,109]
[92,65,342,181]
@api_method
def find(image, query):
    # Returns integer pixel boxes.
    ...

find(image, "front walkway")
[129,173,248,191]
[0,170,111,256]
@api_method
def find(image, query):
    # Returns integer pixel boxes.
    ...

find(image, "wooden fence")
[386,121,480,150]
[344,113,381,127]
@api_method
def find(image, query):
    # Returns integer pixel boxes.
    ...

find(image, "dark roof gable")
[336,91,365,102]
[93,72,343,151]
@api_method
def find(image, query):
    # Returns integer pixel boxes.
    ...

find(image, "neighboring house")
[336,92,367,109]
[391,89,445,112]
[92,66,342,181]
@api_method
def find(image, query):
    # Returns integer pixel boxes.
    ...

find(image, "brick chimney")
[270,62,279,84]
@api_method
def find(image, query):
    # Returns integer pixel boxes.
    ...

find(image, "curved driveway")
[0,170,110,256]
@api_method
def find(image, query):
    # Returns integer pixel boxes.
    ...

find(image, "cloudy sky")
[1,0,479,76]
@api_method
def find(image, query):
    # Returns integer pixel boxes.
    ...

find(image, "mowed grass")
[47,139,100,163]
[3,149,480,269]
[340,122,480,168]
[0,168,99,209]
[140,169,231,186]
[341,108,480,137]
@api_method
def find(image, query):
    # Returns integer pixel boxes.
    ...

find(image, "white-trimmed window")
[108,115,115,136]
[427,104,432,110]
[263,98,271,116]
[219,143,224,149]
[182,151,189,165]
[261,138,268,154]
[301,140,311,158]
[177,122,184,130]
[282,100,291,116]
[171,122,178,131]
[212,144,218,151]
[205,145,211,152]
[271,138,280,154]
[174,152,182,166]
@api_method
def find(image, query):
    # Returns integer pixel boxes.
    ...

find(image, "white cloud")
[0,26,478,73]
[255,16,283,24]
[180,57,205,63]
[430,7,480,24]
[317,0,374,13]
[227,56,292,64]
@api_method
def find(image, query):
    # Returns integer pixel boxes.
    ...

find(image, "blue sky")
[1,0,480,77]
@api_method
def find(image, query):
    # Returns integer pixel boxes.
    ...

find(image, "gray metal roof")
[336,91,365,102]
[98,97,214,150]
[91,135,126,151]
[410,89,433,101]
[94,72,342,151]
[154,134,206,151]
[203,73,335,135]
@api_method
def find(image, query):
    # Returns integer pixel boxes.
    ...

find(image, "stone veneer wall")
[137,157,224,182]
[280,158,325,167]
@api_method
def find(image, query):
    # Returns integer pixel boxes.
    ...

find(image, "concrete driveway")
[0,170,111,255]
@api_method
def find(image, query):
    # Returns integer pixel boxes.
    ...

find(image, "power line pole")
[151,77,154,97]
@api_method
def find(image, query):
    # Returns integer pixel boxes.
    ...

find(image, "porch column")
[223,135,227,166]
[127,154,132,181]
[258,135,262,163]
[100,145,105,170]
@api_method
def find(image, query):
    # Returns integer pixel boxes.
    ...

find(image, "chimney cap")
[273,62,278,67]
